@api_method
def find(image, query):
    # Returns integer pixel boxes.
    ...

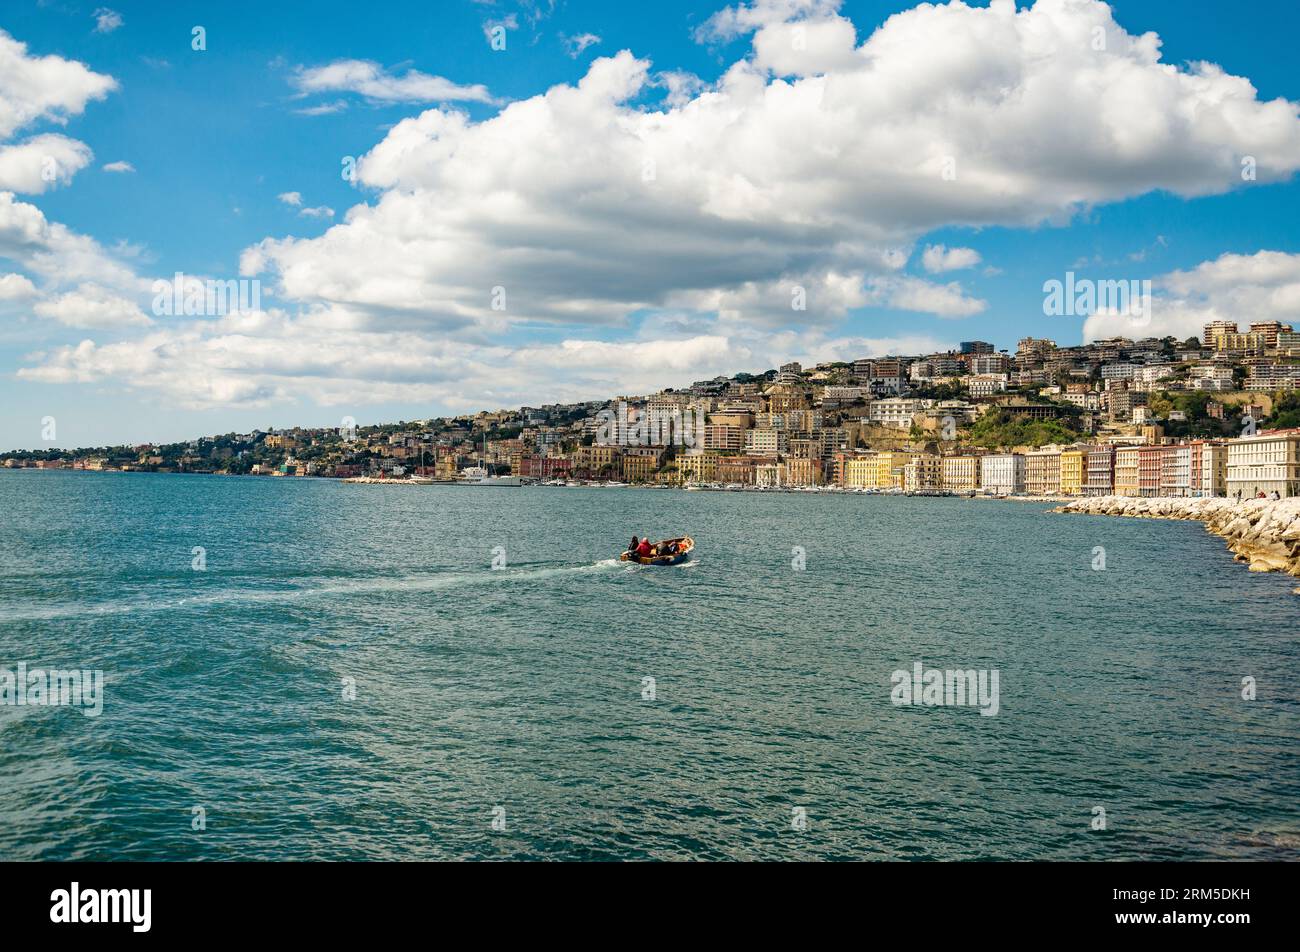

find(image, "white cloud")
[563,33,602,58]
[293,100,348,117]
[92,9,124,35]
[0,191,144,291]
[291,59,493,104]
[298,205,334,219]
[102,159,134,173]
[921,244,982,273]
[1082,249,1300,342]
[277,191,302,206]
[0,134,93,193]
[33,283,151,329]
[864,274,986,318]
[0,271,36,299]
[16,0,1300,411]
[0,29,117,139]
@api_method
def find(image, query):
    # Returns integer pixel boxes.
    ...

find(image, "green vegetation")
[1269,390,1300,429]
[968,409,1081,449]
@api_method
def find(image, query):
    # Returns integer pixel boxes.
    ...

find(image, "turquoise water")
[1,469,1297,861]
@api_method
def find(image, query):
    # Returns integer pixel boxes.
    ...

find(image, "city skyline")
[2,0,1299,450]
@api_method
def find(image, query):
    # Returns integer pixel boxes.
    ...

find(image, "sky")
[1,0,1299,449]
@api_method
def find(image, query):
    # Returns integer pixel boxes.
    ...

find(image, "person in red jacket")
[635,537,653,558]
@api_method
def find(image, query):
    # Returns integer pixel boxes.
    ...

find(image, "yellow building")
[622,450,660,482]
[1114,445,1141,496]
[843,454,878,489]
[940,455,980,492]
[874,451,914,490]
[1059,449,1086,495]
[1024,448,1062,495]
[676,452,720,484]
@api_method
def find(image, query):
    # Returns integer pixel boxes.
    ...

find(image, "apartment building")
[1085,445,1114,496]
[979,454,1026,495]
[941,455,980,492]
[1137,445,1165,497]
[1159,444,1192,497]
[903,455,943,491]
[874,451,915,489]
[1114,445,1141,496]
[1189,441,1227,497]
[1226,429,1300,498]
[1025,448,1062,495]
[1060,449,1086,495]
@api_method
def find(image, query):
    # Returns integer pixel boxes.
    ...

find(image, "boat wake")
[2,560,630,622]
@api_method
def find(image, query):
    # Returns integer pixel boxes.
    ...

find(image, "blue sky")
[2,0,1299,449]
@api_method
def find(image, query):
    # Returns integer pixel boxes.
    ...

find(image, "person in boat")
[635,537,653,558]
[628,535,639,555]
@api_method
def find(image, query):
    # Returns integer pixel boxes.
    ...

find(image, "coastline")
[1055,495,1300,589]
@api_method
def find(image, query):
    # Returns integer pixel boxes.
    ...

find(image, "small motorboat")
[620,536,694,566]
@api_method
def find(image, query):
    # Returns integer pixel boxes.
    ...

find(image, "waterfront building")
[1114,445,1141,496]
[843,454,879,489]
[940,455,980,492]
[677,452,720,484]
[622,448,662,482]
[1189,441,1227,497]
[1226,429,1300,498]
[1137,445,1164,496]
[1085,445,1114,496]
[1159,445,1192,497]
[874,451,915,489]
[754,463,784,488]
[785,457,825,487]
[979,454,1026,495]
[1059,449,1086,495]
[1025,448,1062,495]
[903,455,942,492]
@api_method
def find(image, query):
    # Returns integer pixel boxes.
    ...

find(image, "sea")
[1,470,1297,860]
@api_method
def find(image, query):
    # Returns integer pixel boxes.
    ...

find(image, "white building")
[968,374,1008,397]
[1226,430,1300,498]
[979,453,1026,495]
[867,397,933,430]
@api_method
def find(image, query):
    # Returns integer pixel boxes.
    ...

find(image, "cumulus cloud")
[921,244,982,273]
[0,29,117,139]
[1082,249,1300,342]
[16,0,1300,411]
[102,160,134,173]
[0,191,143,290]
[277,191,302,206]
[298,205,334,219]
[33,283,151,329]
[0,134,93,193]
[0,271,36,299]
[291,59,493,104]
